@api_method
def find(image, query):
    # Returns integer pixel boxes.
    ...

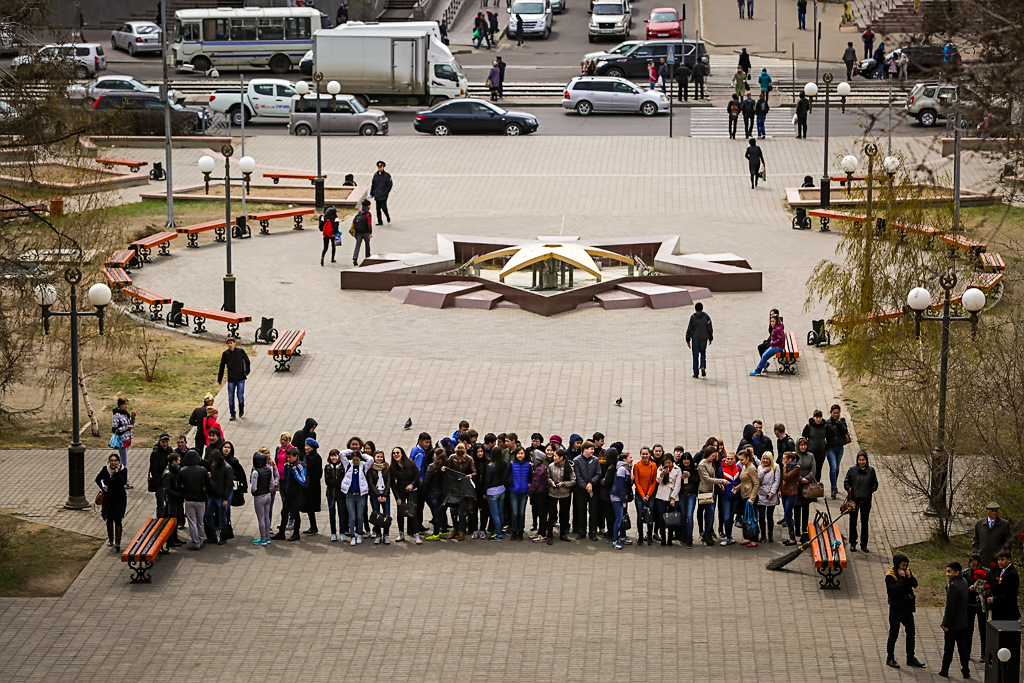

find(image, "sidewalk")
[446,0,511,47]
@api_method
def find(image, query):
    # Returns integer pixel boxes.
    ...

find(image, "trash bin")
[49,198,64,216]
[985,620,1020,683]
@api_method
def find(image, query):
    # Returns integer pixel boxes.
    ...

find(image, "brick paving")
[0,134,1007,683]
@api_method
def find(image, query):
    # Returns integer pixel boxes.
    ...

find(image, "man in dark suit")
[939,561,971,679]
[973,502,1012,568]
[988,550,1021,621]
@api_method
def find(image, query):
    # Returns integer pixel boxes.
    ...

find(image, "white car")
[110,21,162,56]
[12,43,106,79]
[67,75,182,108]
[507,0,553,40]
[589,0,632,41]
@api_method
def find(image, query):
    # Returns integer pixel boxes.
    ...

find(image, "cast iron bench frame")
[178,305,251,338]
[268,329,305,371]
[124,286,171,321]
[130,231,177,263]
[120,517,175,583]
[808,517,848,589]
[774,331,800,375]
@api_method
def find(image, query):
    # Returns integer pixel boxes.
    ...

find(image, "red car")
[645,7,680,39]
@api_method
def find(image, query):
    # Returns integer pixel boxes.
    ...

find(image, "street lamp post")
[198,146,256,313]
[34,270,112,510]
[805,75,851,232]
[295,76,341,212]
[905,276,987,518]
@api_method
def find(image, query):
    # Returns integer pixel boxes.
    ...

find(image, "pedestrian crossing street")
[688,107,798,138]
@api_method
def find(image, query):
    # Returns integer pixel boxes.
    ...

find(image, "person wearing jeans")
[342,450,369,545]
[676,451,699,547]
[632,447,658,545]
[217,337,250,421]
[717,453,740,545]
[111,397,136,487]
[780,451,801,545]
[506,447,531,541]
[751,315,784,375]
[685,302,713,379]
[826,404,850,497]
[484,447,507,540]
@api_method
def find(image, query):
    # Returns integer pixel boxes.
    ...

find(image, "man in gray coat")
[972,502,1011,568]
[939,561,971,679]
[685,302,713,379]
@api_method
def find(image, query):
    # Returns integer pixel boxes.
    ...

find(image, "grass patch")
[0,513,102,597]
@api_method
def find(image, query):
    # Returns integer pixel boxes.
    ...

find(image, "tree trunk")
[78,373,99,437]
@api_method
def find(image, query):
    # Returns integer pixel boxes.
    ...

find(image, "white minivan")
[589,0,632,41]
[507,0,553,40]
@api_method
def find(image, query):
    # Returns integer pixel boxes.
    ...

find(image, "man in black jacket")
[988,550,1021,621]
[885,553,926,669]
[370,160,392,225]
[796,92,810,138]
[178,451,209,550]
[162,452,184,547]
[685,302,713,379]
[690,61,706,99]
[149,433,173,518]
[675,62,690,102]
[939,561,971,679]
[741,92,755,138]
[217,338,250,421]
[495,55,506,99]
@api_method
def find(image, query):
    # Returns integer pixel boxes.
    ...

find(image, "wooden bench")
[102,266,132,289]
[121,517,176,583]
[106,248,140,271]
[124,286,171,321]
[0,202,47,223]
[176,219,233,248]
[178,305,252,338]
[263,172,322,185]
[968,272,1004,294]
[891,220,939,237]
[773,331,800,375]
[939,233,986,255]
[97,157,149,173]
[806,208,866,233]
[980,252,1005,272]
[808,518,848,589]
[130,231,177,262]
[249,207,316,234]
[828,173,885,186]
[268,329,305,371]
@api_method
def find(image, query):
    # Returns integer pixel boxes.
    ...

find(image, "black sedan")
[413,98,539,136]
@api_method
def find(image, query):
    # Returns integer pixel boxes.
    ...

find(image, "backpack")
[351,211,368,235]
[320,214,335,237]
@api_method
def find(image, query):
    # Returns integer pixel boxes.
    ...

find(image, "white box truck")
[312,27,467,107]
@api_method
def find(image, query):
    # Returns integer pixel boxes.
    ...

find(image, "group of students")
[96,399,883,554]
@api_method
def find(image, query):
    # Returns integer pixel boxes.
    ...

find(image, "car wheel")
[359,123,377,136]
[294,123,313,136]
[588,35,595,43]
[640,101,657,116]
[606,67,624,78]
[918,109,936,127]
[575,100,593,116]
[229,107,249,126]
[128,43,136,57]
[505,122,522,136]
[433,123,450,136]
[191,55,212,73]
[544,27,551,39]
[269,54,291,75]
[75,65,88,79]
[111,37,118,51]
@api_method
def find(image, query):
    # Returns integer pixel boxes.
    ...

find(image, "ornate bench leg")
[158,242,171,256]
[293,215,303,231]
[138,247,152,264]
[777,357,797,375]
[148,303,164,322]
[272,177,280,184]
[192,316,207,335]
[260,219,270,235]
[272,351,291,371]
[817,565,842,589]
[187,233,199,248]
[226,322,241,339]
[819,216,830,233]
[130,298,145,315]
[128,560,153,584]
[214,227,226,243]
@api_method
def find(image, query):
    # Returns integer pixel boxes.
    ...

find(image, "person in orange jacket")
[632,447,658,545]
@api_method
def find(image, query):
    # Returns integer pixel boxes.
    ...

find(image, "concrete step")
[595,290,645,310]
[453,290,504,310]
[403,281,483,308]
[616,282,692,309]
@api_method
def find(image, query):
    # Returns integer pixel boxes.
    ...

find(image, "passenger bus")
[173,7,329,74]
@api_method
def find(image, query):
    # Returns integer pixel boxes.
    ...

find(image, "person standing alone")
[795,91,809,138]
[217,337,250,421]
[351,198,372,266]
[370,160,392,225]
[686,302,713,378]
[939,561,972,679]
[843,41,857,80]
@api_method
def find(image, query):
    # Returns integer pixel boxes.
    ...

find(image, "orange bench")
[176,219,233,248]
[268,329,305,371]
[980,252,1005,271]
[0,202,47,223]
[106,248,140,271]
[939,233,986,254]
[102,266,132,289]
[263,172,323,185]
[774,330,800,375]
[124,286,171,321]
[121,517,176,583]
[249,207,316,234]
[968,272,1003,294]
[97,158,148,173]
[808,518,848,589]
[828,173,885,186]
[130,231,177,262]
[891,221,939,237]
[177,305,251,338]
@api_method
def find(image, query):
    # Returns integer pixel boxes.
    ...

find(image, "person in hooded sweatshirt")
[250,451,275,545]
[685,302,713,379]
[609,451,633,549]
[885,552,926,669]
[162,451,184,547]
[149,432,174,518]
[272,447,306,541]
[205,450,233,545]
[301,438,323,535]
[222,441,246,533]
[178,450,209,550]
[843,449,878,552]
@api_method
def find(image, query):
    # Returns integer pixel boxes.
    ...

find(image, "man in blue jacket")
[410,432,432,539]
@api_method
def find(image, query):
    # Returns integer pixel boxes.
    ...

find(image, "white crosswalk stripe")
[688,107,798,138]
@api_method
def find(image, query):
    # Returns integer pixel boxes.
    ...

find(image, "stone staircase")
[865,0,957,36]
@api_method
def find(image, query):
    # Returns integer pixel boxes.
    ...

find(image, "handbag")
[802,482,825,500]
[840,492,857,514]
[398,501,413,518]
[622,509,631,531]
[220,523,234,541]
[95,489,105,508]
[792,113,799,125]
[843,432,853,445]
[641,504,653,525]
[697,491,714,506]
[741,501,760,541]
[231,486,245,507]
[663,509,683,528]
[108,433,122,449]
[369,510,392,528]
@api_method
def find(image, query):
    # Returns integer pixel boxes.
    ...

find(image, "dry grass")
[0,512,101,597]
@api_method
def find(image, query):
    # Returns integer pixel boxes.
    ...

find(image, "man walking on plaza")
[741,91,756,138]
[973,501,1011,568]
[797,0,807,29]
[843,41,858,80]
[370,160,392,225]
[939,561,971,679]
[685,302,713,378]
[745,138,765,189]
[218,338,250,421]
[727,94,741,138]
[754,92,770,139]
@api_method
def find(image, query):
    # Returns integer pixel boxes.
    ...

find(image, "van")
[588,0,632,41]
[12,43,106,79]
[507,0,554,39]
[289,93,388,136]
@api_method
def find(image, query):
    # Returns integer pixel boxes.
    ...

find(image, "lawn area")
[0,514,101,597]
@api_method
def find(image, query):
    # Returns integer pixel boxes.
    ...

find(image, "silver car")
[67,75,183,107]
[562,76,669,116]
[288,94,388,136]
[111,21,162,56]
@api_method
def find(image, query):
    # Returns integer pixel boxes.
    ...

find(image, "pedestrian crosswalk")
[688,107,798,138]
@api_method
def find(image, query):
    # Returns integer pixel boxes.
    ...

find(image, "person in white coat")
[340,449,370,545]
[756,453,781,543]
[653,455,683,546]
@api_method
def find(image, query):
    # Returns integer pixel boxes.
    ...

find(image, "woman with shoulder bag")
[389,446,419,543]
[367,450,392,545]
[795,437,818,543]
[843,449,878,552]
[654,454,682,546]
[736,448,761,547]
[96,453,129,552]
[779,451,801,545]
[697,445,726,546]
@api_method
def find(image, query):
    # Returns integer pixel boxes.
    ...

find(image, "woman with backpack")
[320,206,338,266]
[352,199,372,267]
[250,451,276,545]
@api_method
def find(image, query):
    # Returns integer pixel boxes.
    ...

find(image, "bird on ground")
[615,398,623,407]
[404,418,412,430]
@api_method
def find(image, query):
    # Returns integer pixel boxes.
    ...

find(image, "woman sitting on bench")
[750,315,785,376]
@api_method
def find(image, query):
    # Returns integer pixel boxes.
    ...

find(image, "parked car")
[905,81,976,127]
[110,21,162,56]
[299,50,313,76]
[589,0,632,41]
[551,0,566,13]
[413,98,538,136]
[12,43,106,79]
[92,91,210,134]
[209,78,296,124]
[506,0,554,39]
[68,75,182,107]
[856,44,961,80]
[562,75,668,116]
[0,23,19,58]
[645,7,680,39]
[582,40,641,66]
[592,39,708,78]
[289,93,388,136]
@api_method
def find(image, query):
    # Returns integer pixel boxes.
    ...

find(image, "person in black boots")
[272,447,306,541]
[162,452,184,547]
[370,160,392,224]
[301,438,322,535]
[843,450,878,552]
[939,561,971,679]
[885,553,926,670]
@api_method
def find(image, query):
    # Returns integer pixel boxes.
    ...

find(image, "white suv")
[12,43,106,79]
[589,0,632,41]
[507,0,553,40]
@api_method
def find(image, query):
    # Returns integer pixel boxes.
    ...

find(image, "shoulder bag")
[231,486,245,507]
[840,491,857,514]
[697,491,714,506]
[741,501,760,541]
[663,506,683,528]
[802,481,825,500]
[108,433,123,449]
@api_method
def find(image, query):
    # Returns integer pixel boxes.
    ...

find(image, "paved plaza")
[0,134,1007,682]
